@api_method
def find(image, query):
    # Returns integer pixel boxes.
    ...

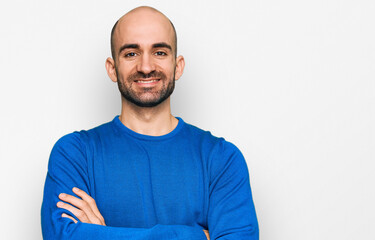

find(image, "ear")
[105,57,117,83]
[174,55,185,81]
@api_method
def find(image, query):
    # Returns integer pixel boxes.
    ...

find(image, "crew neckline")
[112,115,185,141]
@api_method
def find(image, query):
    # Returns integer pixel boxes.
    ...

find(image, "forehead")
[114,10,174,49]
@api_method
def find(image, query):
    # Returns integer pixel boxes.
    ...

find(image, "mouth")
[134,79,160,83]
[134,78,161,86]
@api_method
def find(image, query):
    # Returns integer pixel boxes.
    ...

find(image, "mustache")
[128,71,166,80]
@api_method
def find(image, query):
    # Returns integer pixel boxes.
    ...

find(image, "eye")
[155,51,167,56]
[125,52,137,57]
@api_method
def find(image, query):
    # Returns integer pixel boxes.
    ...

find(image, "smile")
[135,79,159,83]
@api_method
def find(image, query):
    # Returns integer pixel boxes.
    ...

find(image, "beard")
[116,68,176,108]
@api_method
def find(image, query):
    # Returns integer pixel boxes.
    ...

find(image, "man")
[41,6,258,240]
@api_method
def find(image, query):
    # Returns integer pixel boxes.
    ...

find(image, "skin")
[106,6,185,136]
[56,6,209,239]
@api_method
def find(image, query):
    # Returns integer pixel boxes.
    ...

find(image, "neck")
[119,97,178,136]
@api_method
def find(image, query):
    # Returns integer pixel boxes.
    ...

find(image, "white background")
[0,0,374,239]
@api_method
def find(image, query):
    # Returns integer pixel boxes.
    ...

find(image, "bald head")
[110,6,177,61]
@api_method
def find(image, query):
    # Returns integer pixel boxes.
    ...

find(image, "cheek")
[159,62,176,76]
[116,65,135,81]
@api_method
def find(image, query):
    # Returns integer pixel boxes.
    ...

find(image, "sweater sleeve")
[41,133,207,240]
[207,140,259,240]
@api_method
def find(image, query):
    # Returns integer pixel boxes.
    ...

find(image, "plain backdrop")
[0,0,374,239]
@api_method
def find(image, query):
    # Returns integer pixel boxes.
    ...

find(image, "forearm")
[42,183,207,240]
[42,220,207,240]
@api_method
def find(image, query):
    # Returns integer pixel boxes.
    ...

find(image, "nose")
[136,53,155,74]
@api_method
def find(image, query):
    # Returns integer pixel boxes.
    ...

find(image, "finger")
[73,187,106,225]
[62,213,78,223]
[57,201,89,223]
[203,230,210,240]
[58,193,99,224]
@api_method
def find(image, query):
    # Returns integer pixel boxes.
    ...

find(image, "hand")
[203,229,210,240]
[57,187,106,226]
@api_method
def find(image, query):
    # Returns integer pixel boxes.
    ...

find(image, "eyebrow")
[118,43,140,55]
[152,42,172,51]
[118,42,172,55]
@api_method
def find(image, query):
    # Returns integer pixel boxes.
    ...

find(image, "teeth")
[137,80,158,83]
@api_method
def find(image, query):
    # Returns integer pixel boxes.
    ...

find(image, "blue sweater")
[41,116,259,239]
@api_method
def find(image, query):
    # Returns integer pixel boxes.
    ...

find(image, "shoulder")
[49,119,115,166]
[181,120,246,169]
[181,121,223,148]
[182,122,248,185]
[53,118,115,149]
[182,120,241,154]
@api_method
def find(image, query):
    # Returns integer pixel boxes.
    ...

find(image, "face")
[107,9,184,108]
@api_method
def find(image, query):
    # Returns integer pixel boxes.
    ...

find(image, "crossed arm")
[42,134,258,239]
[57,187,210,240]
